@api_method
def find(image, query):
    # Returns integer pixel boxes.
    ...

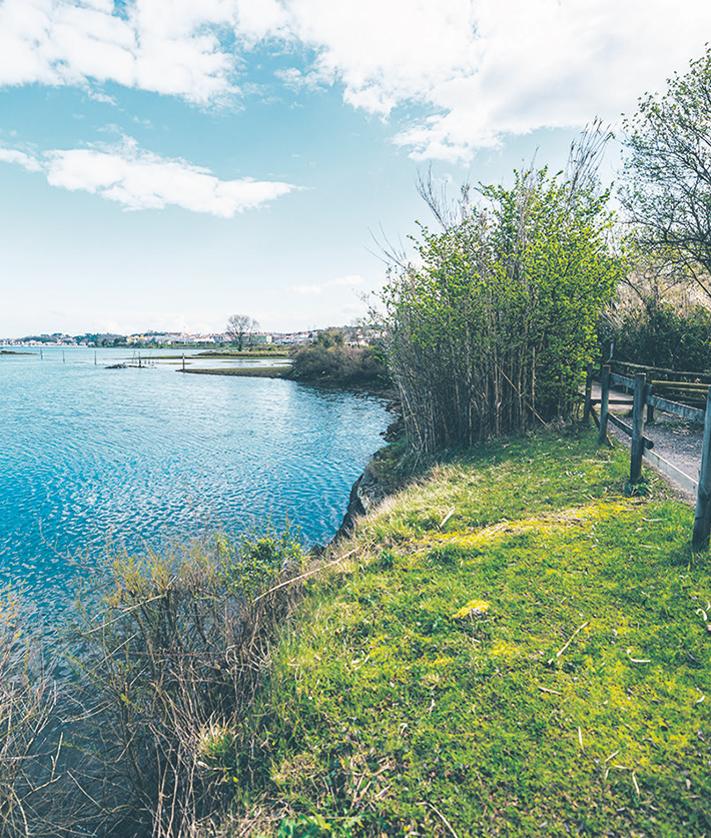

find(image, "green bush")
[601,300,711,371]
[0,533,310,838]
[289,343,389,389]
[382,166,622,453]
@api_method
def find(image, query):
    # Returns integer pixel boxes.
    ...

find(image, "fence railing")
[585,364,711,552]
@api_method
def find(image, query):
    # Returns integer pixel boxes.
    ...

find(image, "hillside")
[226,432,709,835]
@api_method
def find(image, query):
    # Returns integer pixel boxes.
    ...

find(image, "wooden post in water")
[692,388,711,551]
[583,363,593,425]
[629,372,647,485]
[597,365,611,446]
[182,353,185,372]
[94,351,97,366]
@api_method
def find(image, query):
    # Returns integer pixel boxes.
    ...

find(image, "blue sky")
[1,0,710,337]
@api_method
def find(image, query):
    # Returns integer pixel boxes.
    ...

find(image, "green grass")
[233,431,709,836]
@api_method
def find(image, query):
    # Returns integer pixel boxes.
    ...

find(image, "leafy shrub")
[382,165,622,454]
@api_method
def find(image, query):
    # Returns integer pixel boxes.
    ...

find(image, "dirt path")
[591,382,704,495]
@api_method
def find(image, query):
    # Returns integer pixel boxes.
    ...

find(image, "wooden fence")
[585,364,711,552]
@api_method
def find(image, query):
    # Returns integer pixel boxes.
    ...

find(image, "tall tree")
[225,314,259,350]
[621,47,711,300]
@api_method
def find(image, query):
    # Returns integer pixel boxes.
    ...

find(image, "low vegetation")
[289,343,389,390]
[181,364,290,378]
[0,591,56,836]
[0,534,307,837]
[195,348,288,359]
[222,432,709,835]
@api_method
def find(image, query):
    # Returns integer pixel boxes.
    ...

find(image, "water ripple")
[0,348,388,610]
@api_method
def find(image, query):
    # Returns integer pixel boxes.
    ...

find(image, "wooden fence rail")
[587,364,711,551]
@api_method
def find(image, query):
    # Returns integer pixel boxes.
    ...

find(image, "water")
[0,348,389,608]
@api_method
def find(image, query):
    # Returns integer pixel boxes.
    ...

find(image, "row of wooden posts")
[584,365,711,552]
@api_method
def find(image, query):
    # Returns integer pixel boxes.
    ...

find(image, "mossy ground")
[235,431,709,836]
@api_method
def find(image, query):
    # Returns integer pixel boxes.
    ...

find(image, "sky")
[1,1,710,337]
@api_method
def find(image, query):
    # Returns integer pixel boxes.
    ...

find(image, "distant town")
[0,326,369,349]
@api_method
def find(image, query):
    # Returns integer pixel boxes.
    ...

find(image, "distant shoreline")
[178,365,290,379]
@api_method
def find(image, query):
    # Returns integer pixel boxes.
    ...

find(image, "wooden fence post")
[583,363,593,425]
[629,372,647,485]
[646,404,655,424]
[597,364,611,446]
[692,388,711,552]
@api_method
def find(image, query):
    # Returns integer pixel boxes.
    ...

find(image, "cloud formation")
[0,0,236,103]
[0,138,296,216]
[2,2,711,159]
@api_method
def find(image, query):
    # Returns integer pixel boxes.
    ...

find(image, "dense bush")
[600,300,711,371]
[382,166,622,454]
[289,342,389,389]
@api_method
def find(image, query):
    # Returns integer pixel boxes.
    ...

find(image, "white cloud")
[262,0,711,160]
[0,148,43,172]
[290,274,365,295]
[0,138,296,216]
[1,1,711,159]
[0,0,237,103]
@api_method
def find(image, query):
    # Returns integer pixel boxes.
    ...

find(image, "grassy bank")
[179,365,290,378]
[195,349,289,359]
[225,431,709,835]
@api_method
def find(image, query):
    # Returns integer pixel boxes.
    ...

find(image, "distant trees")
[381,146,622,454]
[621,46,711,301]
[600,250,711,371]
[226,314,259,350]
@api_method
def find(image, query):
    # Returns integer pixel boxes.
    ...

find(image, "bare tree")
[225,315,259,351]
[621,46,711,300]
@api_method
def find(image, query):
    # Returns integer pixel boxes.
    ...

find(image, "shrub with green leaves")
[382,165,622,454]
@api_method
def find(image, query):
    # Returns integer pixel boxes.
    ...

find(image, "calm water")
[0,348,388,607]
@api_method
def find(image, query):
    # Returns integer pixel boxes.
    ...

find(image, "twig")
[537,686,562,695]
[626,649,651,664]
[548,621,589,664]
[253,548,359,602]
[438,508,455,530]
[421,801,459,837]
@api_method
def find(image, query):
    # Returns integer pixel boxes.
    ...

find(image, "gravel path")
[591,383,705,495]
